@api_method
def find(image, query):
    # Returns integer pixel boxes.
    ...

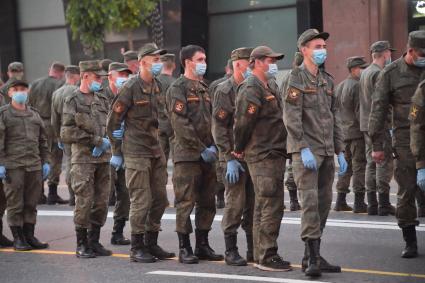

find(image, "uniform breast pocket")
[26,118,42,141]
[133,99,152,117]
[302,93,317,108]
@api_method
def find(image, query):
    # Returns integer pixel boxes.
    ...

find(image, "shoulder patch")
[216,108,228,120]
[410,104,421,121]
[246,103,257,115]
[174,99,185,113]
[286,87,301,104]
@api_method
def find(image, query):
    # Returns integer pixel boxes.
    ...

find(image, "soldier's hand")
[110,155,123,171]
[337,152,348,176]
[201,146,218,163]
[112,122,125,140]
[231,151,244,159]
[0,166,6,179]
[42,163,50,180]
[226,159,245,184]
[301,148,317,171]
[417,168,425,193]
[372,151,385,164]
[57,142,64,150]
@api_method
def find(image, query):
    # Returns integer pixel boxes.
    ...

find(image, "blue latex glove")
[337,152,348,176]
[110,155,123,171]
[417,168,425,193]
[42,163,50,180]
[0,166,6,179]
[92,138,111,157]
[57,142,64,150]
[389,129,393,138]
[301,148,317,171]
[225,160,245,184]
[112,122,125,140]
[201,146,218,163]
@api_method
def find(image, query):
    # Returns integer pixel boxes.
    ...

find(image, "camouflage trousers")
[336,138,366,193]
[247,157,285,263]
[292,153,334,240]
[158,125,172,162]
[173,161,217,234]
[71,163,110,229]
[220,161,254,236]
[110,166,130,221]
[63,144,72,191]
[364,132,393,193]
[3,168,42,226]
[126,156,169,234]
[215,161,225,198]
[393,146,420,228]
[47,142,63,186]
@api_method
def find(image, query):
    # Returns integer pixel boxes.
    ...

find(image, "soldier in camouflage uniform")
[0,62,25,104]
[212,47,255,266]
[107,44,174,263]
[284,29,346,277]
[233,46,291,272]
[28,62,67,205]
[166,45,223,264]
[0,80,50,251]
[369,30,425,259]
[61,60,112,259]
[123,51,139,75]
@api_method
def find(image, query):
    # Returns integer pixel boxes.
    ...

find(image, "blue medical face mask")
[115,77,128,89]
[265,63,278,79]
[414,56,425,68]
[90,80,102,92]
[151,62,163,76]
[312,49,327,66]
[193,63,207,76]
[12,91,28,104]
[242,67,252,79]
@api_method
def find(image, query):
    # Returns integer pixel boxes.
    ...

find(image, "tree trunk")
[127,30,134,50]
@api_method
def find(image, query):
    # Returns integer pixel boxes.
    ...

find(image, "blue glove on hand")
[337,152,348,176]
[42,163,50,180]
[417,168,425,193]
[92,138,111,157]
[110,155,123,171]
[201,146,218,163]
[301,148,317,171]
[112,122,125,140]
[226,160,245,184]
[57,142,64,150]
[0,166,6,179]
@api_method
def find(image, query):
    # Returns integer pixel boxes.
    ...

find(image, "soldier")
[103,62,132,246]
[334,56,369,213]
[51,65,80,206]
[0,62,25,104]
[359,41,396,216]
[157,53,177,161]
[107,43,174,263]
[284,29,347,277]
[212,47,255,266]
[61,60,112,258]
[233,45,291,272]
[100,59,113,90]
[28,61,67,205]
[166,44,223,264]
[0,80,50,251]
[369,30,425,259]
[123,51,139,75]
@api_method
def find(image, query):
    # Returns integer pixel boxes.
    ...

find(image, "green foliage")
[113,0,159,31]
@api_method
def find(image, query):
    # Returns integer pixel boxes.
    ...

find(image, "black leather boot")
[47,184,68,205]
[301,241,309,272]
[224,234,247,266]
[318,239,341,272]
[353,192,367,213]
[178,232,198,264]
[378,192,396,216]
[145,231,175,259]
[194,229,223,261]
[130,234,156,263]
[334,193,352,212]
[0,220,13,247]
[367,192,378,215]
[401,226,418,258]
[111,219,130,245]
[88,225,111,256]
[289,190,301,211]
[23,223,48,249]
[75,228,95,258]
[10,226,31,251]
[246,233,254,263]
[305,239,321,277]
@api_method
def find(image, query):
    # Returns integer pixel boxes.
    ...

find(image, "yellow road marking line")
[1,248,425,279]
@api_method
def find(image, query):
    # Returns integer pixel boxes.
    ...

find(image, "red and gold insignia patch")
[410,105,419,120]
[216,109,228,120]
[247,103,257,115]
[286,87,301,104]
[113,101,125,113]
[174,100,185,113]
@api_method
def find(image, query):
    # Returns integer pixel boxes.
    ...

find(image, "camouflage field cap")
[138,43,167,60]
[65,65,80,74]
[8,62,24,72]
[123,50,138,62]
[108,62,132,74]
[7,79,29,93]
[160,53,176,62]
[249,46,284,63]
[370,41,396,53]
[100,59,113,72]
[408,30,425,53]
[297,29,329,48]
[231,47,254,61]
[346,56,369,69]
[78,60,107,76]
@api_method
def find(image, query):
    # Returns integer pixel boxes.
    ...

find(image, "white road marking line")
[146,270,331,283]
[32,210,425,231]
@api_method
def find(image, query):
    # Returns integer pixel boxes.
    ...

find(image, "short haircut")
[51,61,65,72]
[180,45,205,68]
[372,52,384,60]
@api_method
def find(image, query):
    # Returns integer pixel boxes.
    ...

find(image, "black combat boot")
[75,228,95,258]
[177,232,198,264]
[145,231,175,259]
[224,234,247,266]
[88,225,112,256]
[111,219,130,245]
[10,226,31,251]
[130,234,156,263]
[304,239,321,277]
[353,192,367,213]
[318,239,341,272]
[0,220,13,247]
[47,184,68,205]
[367,192,378,215]
[256,254,292,272]
[23,223,48,249]
[401,226,418,258]
[301,241,309,272]
[378,193,396,216]
[334,193,352,212]
[416,190,425,217]
[194,229,223,261]
[246,233,254,263]
[289,190,301,211]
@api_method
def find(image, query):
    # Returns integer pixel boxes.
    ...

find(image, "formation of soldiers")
[0,28,424,278]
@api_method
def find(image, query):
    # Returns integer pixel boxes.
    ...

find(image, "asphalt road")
[1,166,424,283]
